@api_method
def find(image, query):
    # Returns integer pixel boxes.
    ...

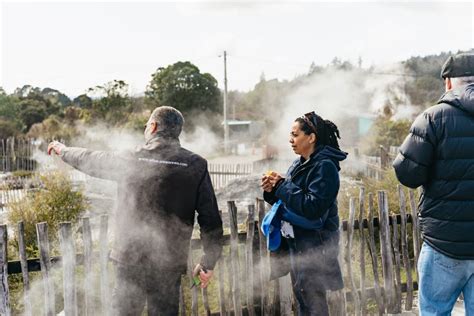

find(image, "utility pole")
[223,50,229,154]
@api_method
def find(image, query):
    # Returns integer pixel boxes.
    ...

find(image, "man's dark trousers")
[112,262,183,315]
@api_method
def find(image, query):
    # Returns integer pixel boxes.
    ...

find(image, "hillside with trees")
[0,50,471,151]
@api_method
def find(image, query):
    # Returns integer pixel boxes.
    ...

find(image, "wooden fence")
[0,138,38,173]
[0,189,27,213]
[0,185,423,315]
[208,163,253,190]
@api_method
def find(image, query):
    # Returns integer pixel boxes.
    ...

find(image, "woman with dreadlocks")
[261,111,347,315]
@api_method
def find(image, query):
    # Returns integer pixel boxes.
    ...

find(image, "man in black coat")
[393,53,474,315]
[48,106,223,315]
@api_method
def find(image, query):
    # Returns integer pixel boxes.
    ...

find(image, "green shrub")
[11,170,35,178]
[361,117,411,156]
[8,171,88,258]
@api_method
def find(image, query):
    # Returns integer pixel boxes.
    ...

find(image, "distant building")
[338,111,376,147]
[222,120,265,154]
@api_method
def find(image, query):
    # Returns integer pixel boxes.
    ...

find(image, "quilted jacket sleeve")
[393,111,437,188]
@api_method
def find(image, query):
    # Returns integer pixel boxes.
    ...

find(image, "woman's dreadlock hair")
[295,111,341,150]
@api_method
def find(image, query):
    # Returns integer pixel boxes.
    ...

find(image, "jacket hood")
[311,145,347,170]
[438,83,474,115]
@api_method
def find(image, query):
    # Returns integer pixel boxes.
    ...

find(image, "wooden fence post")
[179,284,186,316]
[228,201,243,316]
[18,221,32,316]
[59,222,77,316]
[226,256,234,313]
[0,225,10,316]
[346,197,360,315]
[398,186,414,311]
[409,190,421,281]
[278,275,292,316]
[187,245,198,316]
[257,198,270,315]
[217,258,227,316]
[358,187,367,315]
[202,287,211,316]
[377,191,396,313]
[367,193,384,315]
[1,139,5,172]
[82,217,94,316]
[391,215,402,313]
[246,205,255,316]
[36,222,55,316]
[217,212,227,316]
[99,215,109,316]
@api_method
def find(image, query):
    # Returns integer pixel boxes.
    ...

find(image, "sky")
[1,0,473,98]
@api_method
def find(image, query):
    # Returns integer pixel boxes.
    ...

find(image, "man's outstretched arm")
[48,141,130,181]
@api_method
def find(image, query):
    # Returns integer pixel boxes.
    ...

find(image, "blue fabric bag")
[260,199,328,251]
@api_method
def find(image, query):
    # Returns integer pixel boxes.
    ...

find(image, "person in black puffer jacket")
[262,111,347,315]
[393,53,474,315]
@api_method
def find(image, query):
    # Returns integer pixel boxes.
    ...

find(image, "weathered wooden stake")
[18,221,31,316]
[99,215,109,316]
[82,217,94,316]
[36,222,55,316]
[398,186,414,310]
[228,201,243,316]
[346,197,361,314]
[187,246,198,316]
[0,225,10,316]
[217,213,227,316]
[217,258,227,316]
[59,222,77,316]
[377,191,396,313]
[202,287,211,316]
[367,193,385,315]
[358,188,367,315]
[246,205,255,316]
[257,198,270,316]
[179,284,186,316]
[409,190,421,281]
[391,215,402,313]
[278,275,293,316]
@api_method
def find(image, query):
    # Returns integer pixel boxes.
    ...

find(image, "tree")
[41,87,71,107]
[0,119,19,139]
[361,116,412,155]
[18,99,48,131]
[0,92,21,120]
[72,94,93,108]
[87,80,131,124]
[146,61,221,114]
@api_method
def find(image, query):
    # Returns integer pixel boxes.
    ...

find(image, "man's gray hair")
[150,106,184,138]
[450,75,474,88]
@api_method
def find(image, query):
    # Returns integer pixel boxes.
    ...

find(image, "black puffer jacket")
[61,137,223,271]
[393,83,474,260]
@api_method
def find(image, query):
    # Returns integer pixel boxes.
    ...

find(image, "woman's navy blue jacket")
[263,145,347,289]
[264,144,347,236]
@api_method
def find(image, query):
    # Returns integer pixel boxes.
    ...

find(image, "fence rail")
[0,185,426,315]
[208,163,253,190]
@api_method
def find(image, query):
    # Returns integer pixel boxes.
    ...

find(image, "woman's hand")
[261,171,283,192]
